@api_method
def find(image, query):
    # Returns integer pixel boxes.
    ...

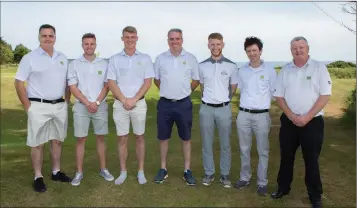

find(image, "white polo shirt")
[154,49,200,100]
[106,50,155,98]
[238,61,277,110]
[15,47,68,100]
[274,58,332,116]
[199,56,239,104]
[67,56,108,102]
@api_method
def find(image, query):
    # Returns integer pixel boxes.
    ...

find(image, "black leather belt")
[239,107,269,114]
[29,98,65,104]
[202,100,230,108]
[161,96,188,102]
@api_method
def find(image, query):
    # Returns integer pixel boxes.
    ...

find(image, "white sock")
[114,171,127,185]
[52,169,60,175]
[137,170,147,185]
[34,176,43,180]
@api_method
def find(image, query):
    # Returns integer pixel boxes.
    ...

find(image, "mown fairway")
[1,66,355,207]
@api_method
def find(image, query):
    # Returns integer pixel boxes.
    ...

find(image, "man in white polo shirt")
[234,36,277,196]
[271,37,331,208]
[153,28,200,186]
[199,33,238,188]
[14,24,71,192]
[67,33,114,186]
[107,26,155,185]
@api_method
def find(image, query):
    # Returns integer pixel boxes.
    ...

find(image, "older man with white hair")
[271,36,332,208]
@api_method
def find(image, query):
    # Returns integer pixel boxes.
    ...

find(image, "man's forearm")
[154,79,160,89]
[134,79,152,101]
[200,83,204,98]
[14,80,30,107]
[65,86,71,102]
[276,97,294,117]
[230,84,237,99]
[69,85,90,106]
[108,80,126,102]
[95,83,109,103]
[306,95,330,119]
[191,80,200,91]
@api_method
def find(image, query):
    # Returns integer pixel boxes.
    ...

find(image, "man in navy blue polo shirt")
[153,28,200,186]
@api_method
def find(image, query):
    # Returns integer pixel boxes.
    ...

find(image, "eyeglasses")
[168,38,182,41]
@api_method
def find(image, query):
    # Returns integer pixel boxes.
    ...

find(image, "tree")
[0,37,14,64]
[13,44,31,64]
[341,1,356,33]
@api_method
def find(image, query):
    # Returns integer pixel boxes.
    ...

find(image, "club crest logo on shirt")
[221,70,228,75]
[306,76,311,80]
[60,61,64,65]
[138,61,141,65]
[97,70,103,75]
[182,61,186,65]
[260,75,264,79]
[328,81,331,84]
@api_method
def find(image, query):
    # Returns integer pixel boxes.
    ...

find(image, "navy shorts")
[157,96,193,141]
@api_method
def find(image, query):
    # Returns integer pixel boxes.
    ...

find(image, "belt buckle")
[52,100,57,104]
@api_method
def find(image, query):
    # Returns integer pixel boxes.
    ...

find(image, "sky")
[1,1,356,62]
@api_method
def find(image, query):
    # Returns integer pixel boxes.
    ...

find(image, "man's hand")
[86,102,98,113]
[286,112,299,124]
[294,114,312,127]
[123,98,137,111]
[25,103,31,112]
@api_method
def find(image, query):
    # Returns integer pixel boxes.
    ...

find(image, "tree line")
[0,37,31,65]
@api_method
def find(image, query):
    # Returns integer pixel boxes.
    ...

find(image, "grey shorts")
[72,101,108,137]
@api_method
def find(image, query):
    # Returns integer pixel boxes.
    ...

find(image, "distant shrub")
[327,60,356,68]
[275,66,282,70]
[328,68,356,79]
[341,84,356,127]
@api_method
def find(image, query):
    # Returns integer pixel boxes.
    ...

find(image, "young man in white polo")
[107,26,155,185]
[199,33,239,188]
[271,36,331,208]
[67,33,114,186]
[234,36,277,196]
[14,24,71,192]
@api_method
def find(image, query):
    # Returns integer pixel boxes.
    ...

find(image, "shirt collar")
[167,48,186,57]
[79,55,102,63]
[119,49,140,57]
[208,55,226,64]
[291,56,312,68]
[36,46,59,58]
[243,59,265,69]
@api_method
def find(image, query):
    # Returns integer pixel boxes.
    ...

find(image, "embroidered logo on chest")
[221,70,228,75]
[259,75,264,79]
[306,76,311,80]
[60,61,64,65]
[97,70,102,75]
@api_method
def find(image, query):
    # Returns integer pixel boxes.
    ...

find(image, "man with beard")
[198,33,238,188]
[14,24,71,192]
[153,28,200,186]
[234,36,277,196]
[271,36,331,208]
[67,33,114,186]
[107,26,155,185]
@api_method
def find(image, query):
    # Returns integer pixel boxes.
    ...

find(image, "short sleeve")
[103,60,109,83]
[15,54,31,81]
[269,67,277,93]
[319,64,332,95]
[67,60,78,86]
[273,68,285,97]
[144,55,155,79]
[230,64,239,85]
[106,56,117,81]
[198,64,204,84]
[154,56,161,80]
[191,56,200,81]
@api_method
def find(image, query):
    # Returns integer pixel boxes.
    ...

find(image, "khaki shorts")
[113,99,147,136]
[27,101,68,147]
[72,101,108,137]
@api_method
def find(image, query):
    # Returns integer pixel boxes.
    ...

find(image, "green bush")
[327,60,356,68]
[341,84,356,127]
[328,68,355,79]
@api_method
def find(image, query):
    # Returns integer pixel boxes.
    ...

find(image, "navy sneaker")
[183,170,196,186]
[154,168,168,184]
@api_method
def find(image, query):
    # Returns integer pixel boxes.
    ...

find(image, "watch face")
[96,101,100,105]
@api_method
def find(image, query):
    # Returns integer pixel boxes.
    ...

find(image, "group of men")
[14,24,331,208]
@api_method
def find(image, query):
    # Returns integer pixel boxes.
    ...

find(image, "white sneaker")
[71,173,83,186]
[100,169,114,181]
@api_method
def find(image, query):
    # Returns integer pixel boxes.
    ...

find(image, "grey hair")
[290,36,309,46]
[167,28,182,36]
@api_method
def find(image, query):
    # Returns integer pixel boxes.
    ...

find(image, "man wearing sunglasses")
[153,28,200,186]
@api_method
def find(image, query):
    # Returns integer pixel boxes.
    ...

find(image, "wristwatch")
[96,100,100,106]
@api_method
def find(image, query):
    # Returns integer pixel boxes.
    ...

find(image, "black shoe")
[33,177,46,192]
[51,171,71,182]
[270,189,290,199]
[311,199,322,208]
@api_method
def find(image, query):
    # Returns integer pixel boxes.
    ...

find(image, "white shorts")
[72,101,108,137]
[113,99,147,136]
[27,101,68,147]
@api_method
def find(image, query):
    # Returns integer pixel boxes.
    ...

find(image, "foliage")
[13,44,31,64]
[328,68,356,79]
[327,60,356,68]
[0,37,14,64]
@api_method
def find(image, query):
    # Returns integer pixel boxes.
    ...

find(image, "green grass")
[1,66,356,207]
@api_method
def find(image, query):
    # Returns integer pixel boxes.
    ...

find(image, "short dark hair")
[208,33,223,40]
[82,33,96,41]
[39,24,56,34]
[244,36,263,51]
[167,28,182,37]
